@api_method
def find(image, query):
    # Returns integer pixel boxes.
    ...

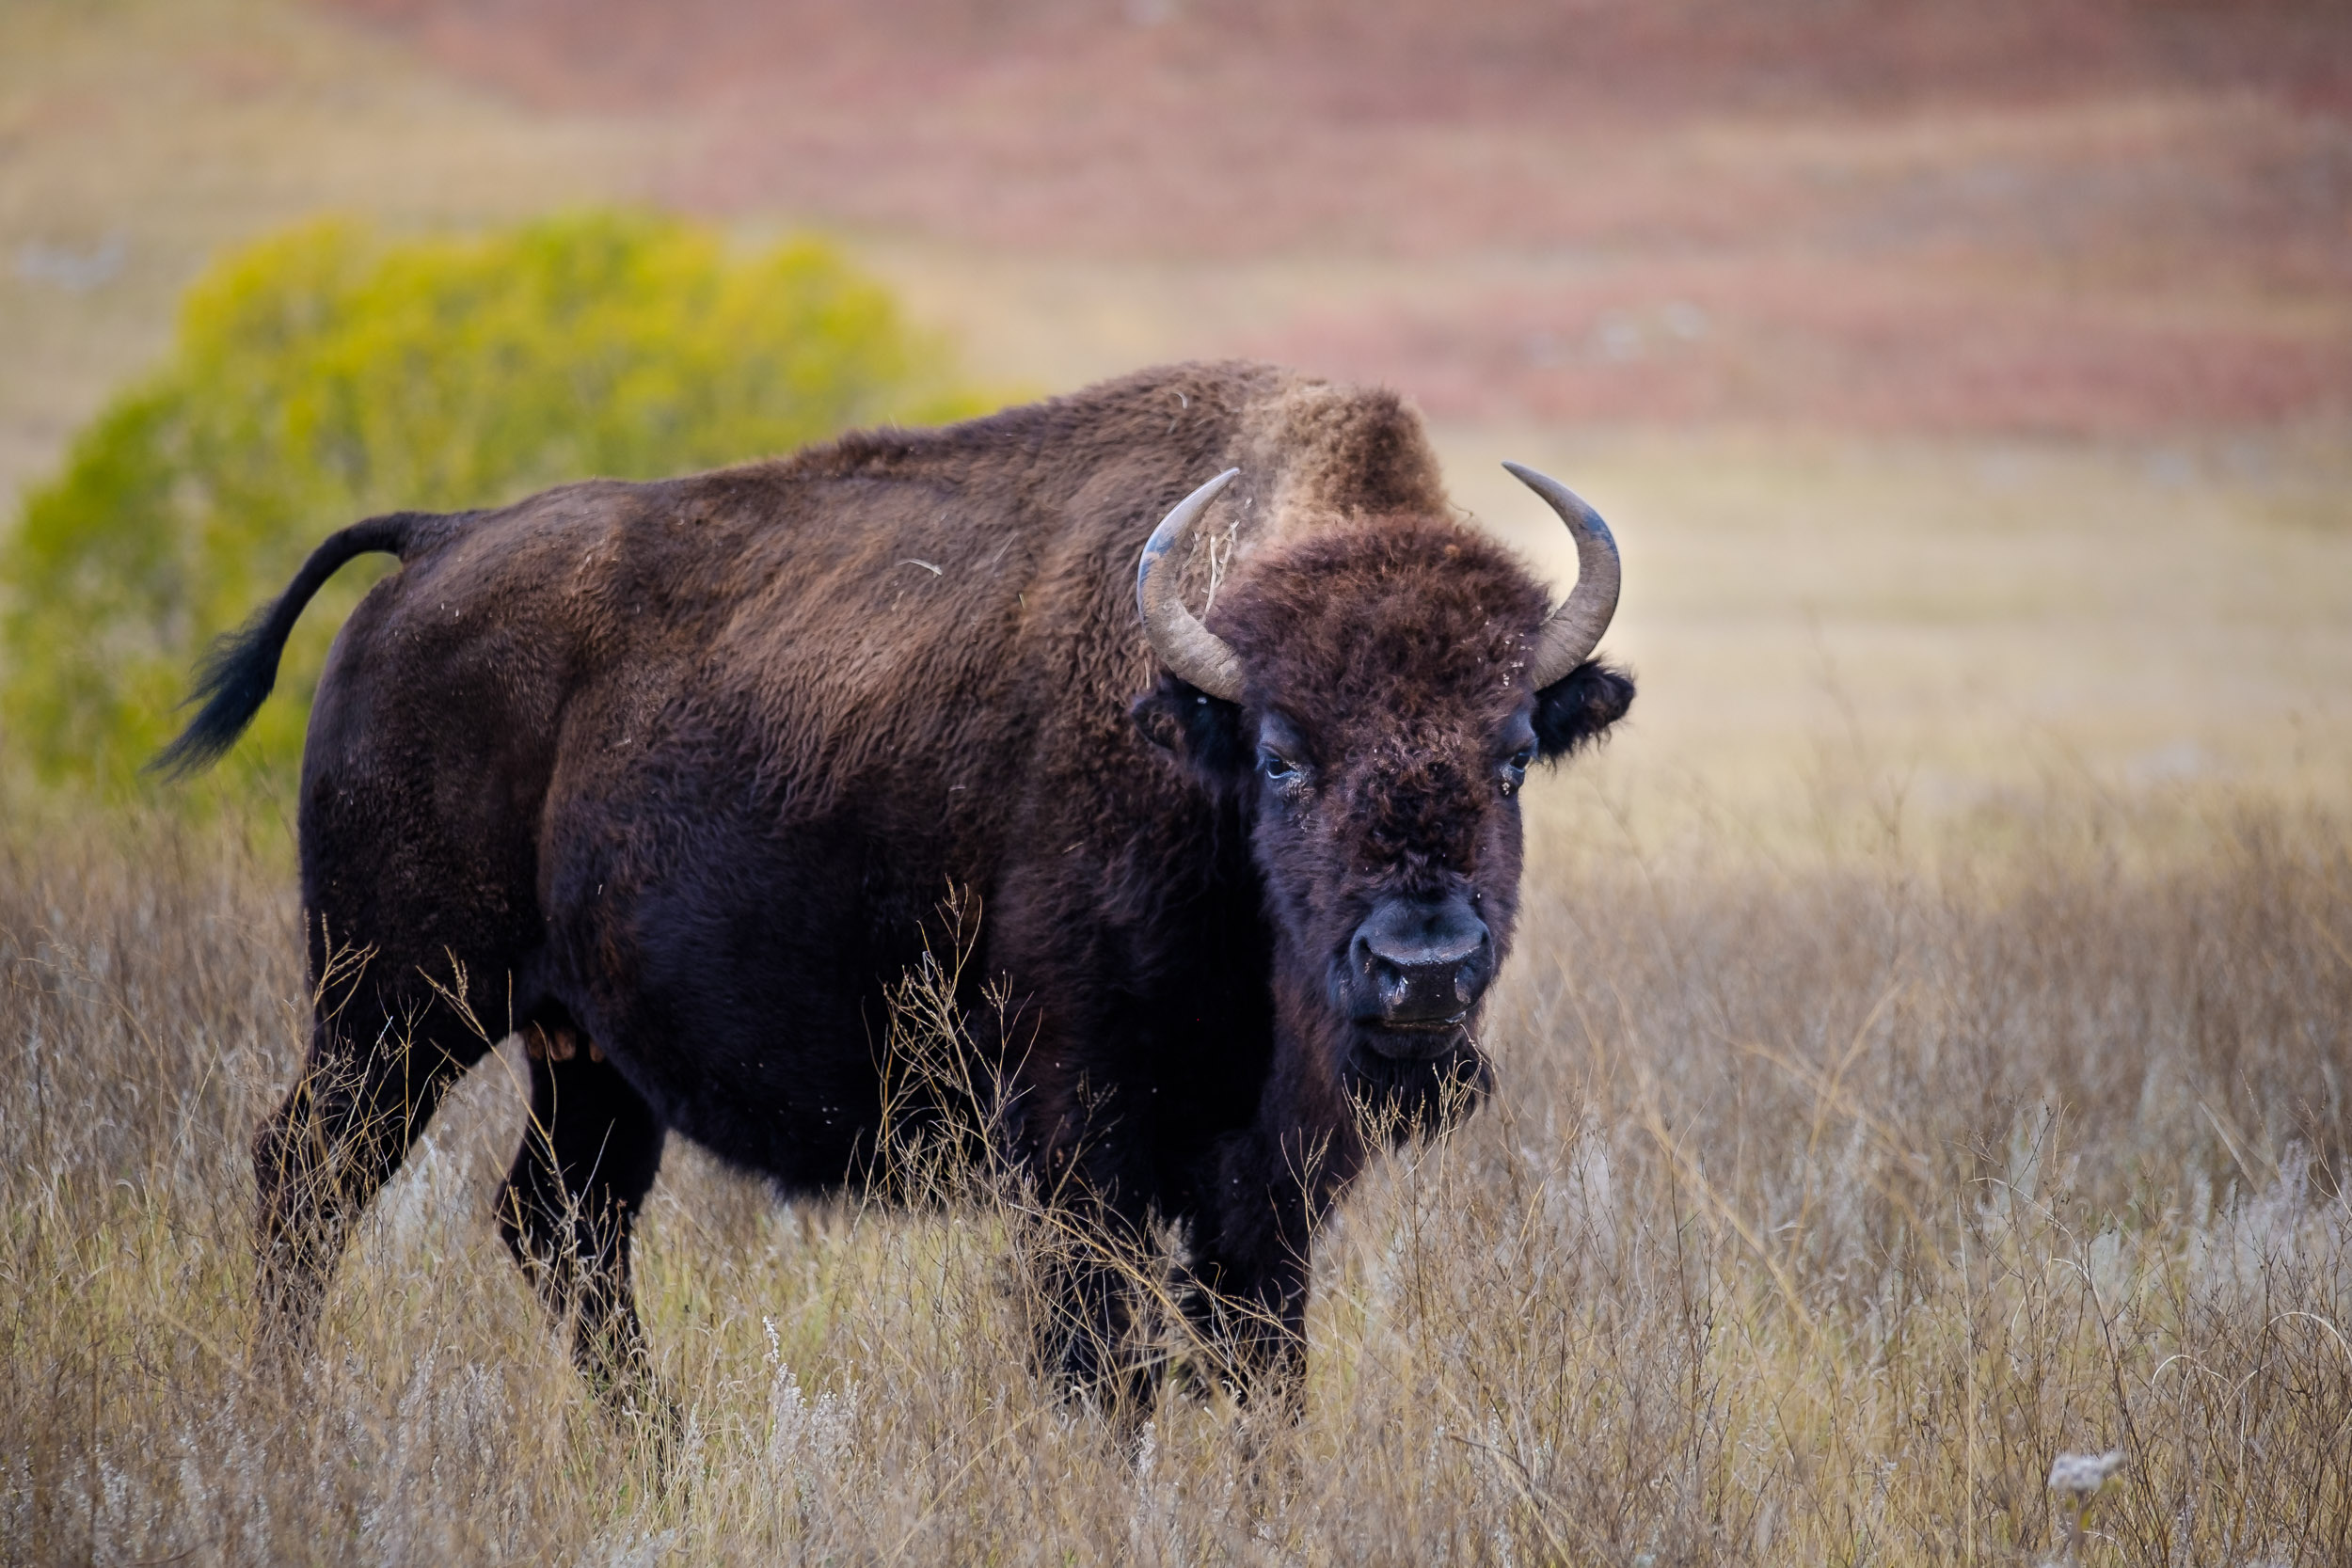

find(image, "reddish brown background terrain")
[6,0,2348,811]
[332,0,2352,434]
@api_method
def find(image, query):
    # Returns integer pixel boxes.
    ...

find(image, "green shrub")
[0,212,985,798]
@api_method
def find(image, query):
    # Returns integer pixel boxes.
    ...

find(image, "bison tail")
[149,512,434,780]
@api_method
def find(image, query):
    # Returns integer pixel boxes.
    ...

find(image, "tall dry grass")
[4,788,2349,1564]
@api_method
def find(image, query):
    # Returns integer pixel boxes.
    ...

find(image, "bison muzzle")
[159,360,1633,1427]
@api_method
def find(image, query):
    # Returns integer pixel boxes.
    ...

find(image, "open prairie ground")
[4,0,2351,1561]
[7,781,2351,1563]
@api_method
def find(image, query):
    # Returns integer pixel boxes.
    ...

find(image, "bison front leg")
[1180,1127,1343,1418]
[1025,1191,1165,1429]
[499,1024,669,1420]
[1180,1256,1309,1417]
[1014,1123,1170,1431]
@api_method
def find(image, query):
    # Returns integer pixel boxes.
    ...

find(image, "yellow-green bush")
[0,212,983,798]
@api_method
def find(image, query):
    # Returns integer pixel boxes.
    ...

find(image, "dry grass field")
[5,790,2350,1563]
[6,0,2352,1562]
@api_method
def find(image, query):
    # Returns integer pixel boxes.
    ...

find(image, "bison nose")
[1349,896,1494,1034]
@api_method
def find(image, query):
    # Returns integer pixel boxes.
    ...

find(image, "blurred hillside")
[0,0,664,509]
[4,0,2348,831]
[334,0,2352,434]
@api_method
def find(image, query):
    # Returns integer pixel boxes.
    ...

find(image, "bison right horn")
[1504,461,1622,689]
[1136,468,1247,703]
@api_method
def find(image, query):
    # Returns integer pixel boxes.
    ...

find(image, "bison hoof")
[523,1022,589,1063]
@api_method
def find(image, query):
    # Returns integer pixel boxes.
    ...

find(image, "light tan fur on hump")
[1165,372,1453,616]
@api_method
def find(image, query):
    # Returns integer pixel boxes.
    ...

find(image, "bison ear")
[1533,658,1634,761]
[1132,674,1251,783]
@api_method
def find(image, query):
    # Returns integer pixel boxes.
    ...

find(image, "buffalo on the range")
[162,359,1633,1418]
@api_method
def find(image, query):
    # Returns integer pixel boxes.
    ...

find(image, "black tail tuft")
[150,601,298,780]
[150,513,428,780]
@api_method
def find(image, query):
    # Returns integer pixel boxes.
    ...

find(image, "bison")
[161,359,1631,1420]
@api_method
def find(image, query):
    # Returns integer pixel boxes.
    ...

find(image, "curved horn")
[1136,468,1246,702]
[1503,461,1622,689]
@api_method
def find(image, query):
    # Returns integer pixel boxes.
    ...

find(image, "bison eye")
[1501,744,1535,795]
[1258,749,1301,784]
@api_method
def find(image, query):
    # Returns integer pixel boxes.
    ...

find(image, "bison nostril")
[1350,897,1492,1025]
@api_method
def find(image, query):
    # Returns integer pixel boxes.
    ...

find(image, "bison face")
[1134,504,1633,1112]
[1248,695,1524,1073]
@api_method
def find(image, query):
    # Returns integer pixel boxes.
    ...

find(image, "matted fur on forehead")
[1208,515,1552,736]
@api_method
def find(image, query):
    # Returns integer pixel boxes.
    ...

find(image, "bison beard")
[167,360,1632,1428]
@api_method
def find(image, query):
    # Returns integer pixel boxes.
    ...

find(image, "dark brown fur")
[176,360,1633,1419]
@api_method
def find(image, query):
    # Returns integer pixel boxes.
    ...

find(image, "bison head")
[1132,467,1633,1123]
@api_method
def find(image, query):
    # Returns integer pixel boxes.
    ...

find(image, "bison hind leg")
[498,1017,670,1421]
[253,995,492,1367]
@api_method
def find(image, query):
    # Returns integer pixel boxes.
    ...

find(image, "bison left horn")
[1504,461,1622,689]
[1136,467,1247,703]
